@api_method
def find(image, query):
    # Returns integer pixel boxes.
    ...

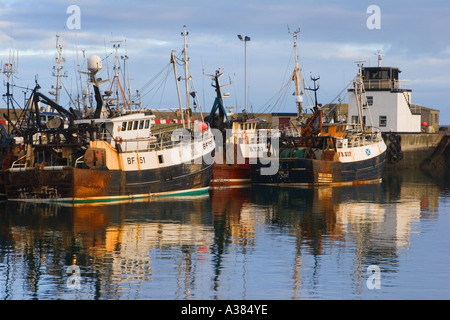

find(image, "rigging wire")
[258,78,293,114]
[126,61,172,110]
[130,51,184,108]
[323,78,354,120]
[187,62,203,118]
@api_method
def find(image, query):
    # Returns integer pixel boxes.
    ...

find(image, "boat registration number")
[127,156,146,165]
[338,151,352,158]
[203,140,213,150]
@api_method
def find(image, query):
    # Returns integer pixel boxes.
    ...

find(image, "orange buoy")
[198,122,208,133]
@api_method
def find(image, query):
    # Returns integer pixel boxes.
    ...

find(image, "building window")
[366,96,373,106]
[379,115,387,127]
[352,116,366,126]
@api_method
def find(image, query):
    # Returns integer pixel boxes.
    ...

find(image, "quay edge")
[382,131,450,172]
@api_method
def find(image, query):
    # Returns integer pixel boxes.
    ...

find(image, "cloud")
[299,41,392,61]
[441,46,450,55]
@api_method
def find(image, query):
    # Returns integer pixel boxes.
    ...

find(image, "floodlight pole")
[237,34,250,112]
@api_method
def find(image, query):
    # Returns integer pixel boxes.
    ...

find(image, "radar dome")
[87,55,102,73]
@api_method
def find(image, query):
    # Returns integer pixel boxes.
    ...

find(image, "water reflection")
[0,168,445,300]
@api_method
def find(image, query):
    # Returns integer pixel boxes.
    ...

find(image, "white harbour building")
[348,65,423,133]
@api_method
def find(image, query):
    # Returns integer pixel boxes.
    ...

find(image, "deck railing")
[363,80,410,90]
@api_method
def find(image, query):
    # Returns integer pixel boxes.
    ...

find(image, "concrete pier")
[420,133,450,173]
[384,132,450,172]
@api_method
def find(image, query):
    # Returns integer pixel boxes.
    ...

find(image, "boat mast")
[308,75,320,110]
[171,50,185,129]
[181,25,191,129]
[356,61,374,133]
[289,26,303,119]
[122,40,132,107]
[355,61,366,131]
[49,35,67,105]
[109,41,130,112]
[85,55,107,119]
[1,50,18,135]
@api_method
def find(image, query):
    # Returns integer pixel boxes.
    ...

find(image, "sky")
[1,0,450,123]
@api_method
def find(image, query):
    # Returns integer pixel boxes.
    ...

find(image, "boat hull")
[0,170,6,201]
[5,162,213,204]
[211,163,251,187]
[251,150,386,186]
[210,136,270,188]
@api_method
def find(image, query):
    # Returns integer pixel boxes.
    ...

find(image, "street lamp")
[237,34,250,112]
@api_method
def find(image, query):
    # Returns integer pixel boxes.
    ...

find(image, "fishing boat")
[204,69,274,187]
[3,28,215,204]
[250,36,387,186]
[0,121,14,201]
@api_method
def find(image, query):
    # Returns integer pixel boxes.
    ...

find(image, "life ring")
[115,137,123,144]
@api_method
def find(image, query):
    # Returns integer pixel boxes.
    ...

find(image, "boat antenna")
[306,74,320,110]
[121,39,133,108]
[375,51,384,67]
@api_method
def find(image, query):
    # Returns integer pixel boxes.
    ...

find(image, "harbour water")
[0,168,449,301]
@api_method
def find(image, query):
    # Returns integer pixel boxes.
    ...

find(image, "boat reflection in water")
[0,169,444,299]
[0,195,214,299]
